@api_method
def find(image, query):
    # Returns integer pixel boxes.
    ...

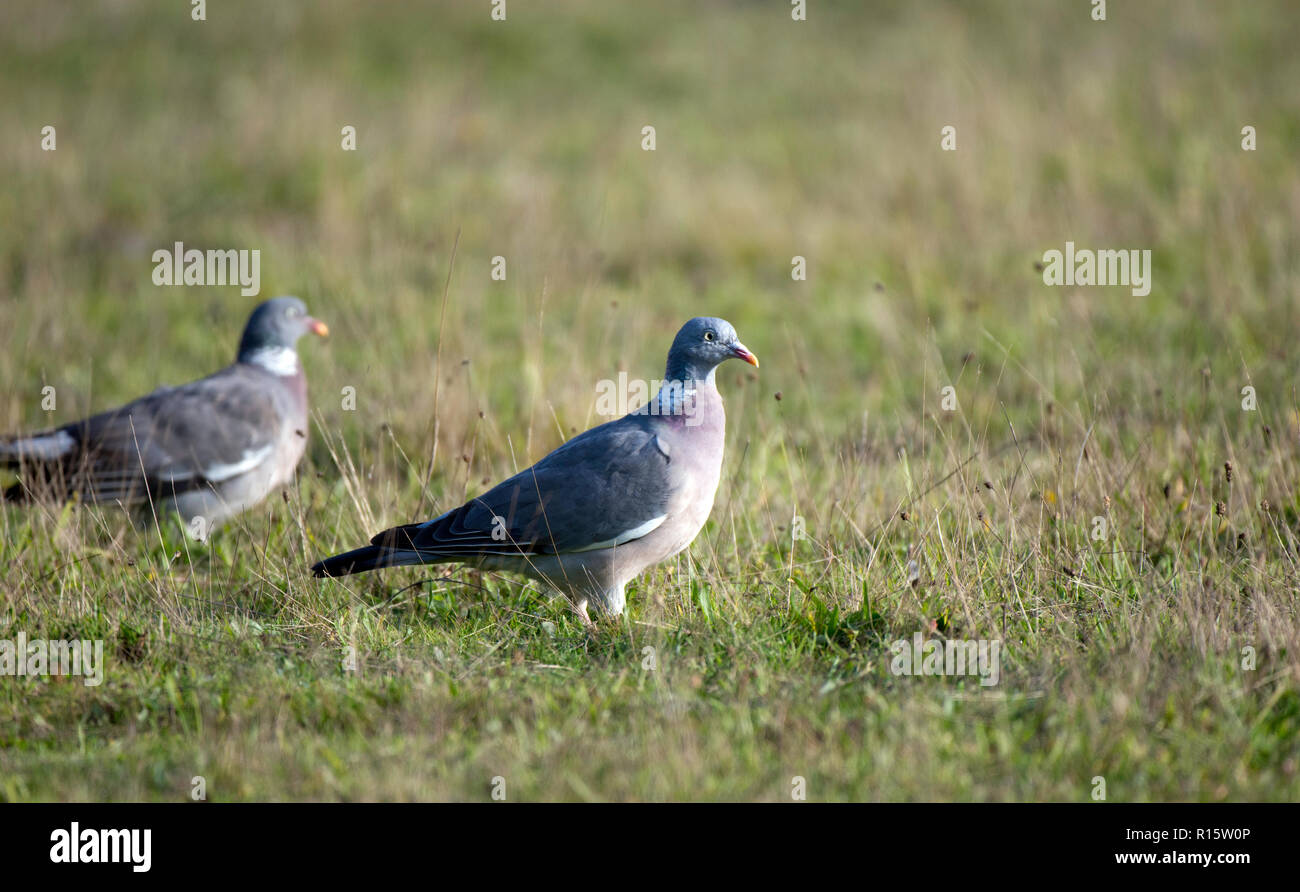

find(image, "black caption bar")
[0,802,1288,880]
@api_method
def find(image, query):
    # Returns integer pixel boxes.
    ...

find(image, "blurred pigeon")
[1,296,328,534]
[312,316,759,625]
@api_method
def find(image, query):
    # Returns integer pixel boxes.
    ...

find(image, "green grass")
[2,0,1299,800]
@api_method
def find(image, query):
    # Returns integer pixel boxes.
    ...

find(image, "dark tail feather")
[310,545,395,578]
[311,543,434,577]
[3,480,32,503]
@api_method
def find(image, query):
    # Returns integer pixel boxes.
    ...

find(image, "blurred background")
[3,1,1300,800]
[3,1,1298,467]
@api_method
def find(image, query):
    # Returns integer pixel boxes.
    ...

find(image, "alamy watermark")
[152,241,260,296]
[889,633,1001,687]
[595,373,701,426]
[1041,241,1151,297]
[50,823,150,872]
[0,633,104,686]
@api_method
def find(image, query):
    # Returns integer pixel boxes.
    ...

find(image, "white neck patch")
[244,346,299,376]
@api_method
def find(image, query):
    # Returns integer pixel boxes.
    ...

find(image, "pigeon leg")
[573,597,596,631]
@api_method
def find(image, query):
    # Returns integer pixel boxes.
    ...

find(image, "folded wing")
[375,416,675,559]
[1,366,284,504]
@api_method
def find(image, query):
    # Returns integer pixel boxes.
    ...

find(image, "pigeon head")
[237,296,329,363]
[664,316,759,382]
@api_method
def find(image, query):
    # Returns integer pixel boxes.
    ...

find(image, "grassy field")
[2,0,1299,801]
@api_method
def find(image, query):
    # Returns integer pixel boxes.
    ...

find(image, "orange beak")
[732,342,759,368]
[308,318,330,337]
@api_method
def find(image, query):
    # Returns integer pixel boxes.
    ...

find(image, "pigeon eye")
[703,331,715,341]
[286,307,301,318]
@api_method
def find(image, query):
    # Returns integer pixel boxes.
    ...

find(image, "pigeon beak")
[731,342,759,368]
[308,318,330,338]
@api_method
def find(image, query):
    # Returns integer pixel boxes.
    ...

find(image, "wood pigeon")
[312,316,758,626]
[0,296,328,535]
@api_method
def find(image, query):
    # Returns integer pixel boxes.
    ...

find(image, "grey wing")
[7,368,285,503]
[376,417,675,557]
